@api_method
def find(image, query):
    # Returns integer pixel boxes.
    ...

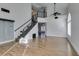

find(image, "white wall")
[0,3,32,38]
[68,3,79,54]
[47,15,67,37]
[47,3,68,17]
[46,3,68,37]
[46,3,54,17]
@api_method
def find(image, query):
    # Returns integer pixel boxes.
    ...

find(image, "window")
[67,12,71,36]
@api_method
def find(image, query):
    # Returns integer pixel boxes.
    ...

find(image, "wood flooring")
[0,37,75,56]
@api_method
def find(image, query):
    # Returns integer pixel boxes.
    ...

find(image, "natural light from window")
[67,12,71,36]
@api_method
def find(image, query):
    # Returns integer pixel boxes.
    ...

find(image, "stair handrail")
[15,18,32,32]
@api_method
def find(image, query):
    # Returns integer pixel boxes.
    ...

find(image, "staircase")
[15,18,37,42]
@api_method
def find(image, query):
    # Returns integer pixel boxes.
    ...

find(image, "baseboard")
[47,34,66,37]
[66,38,79,56]
[47,35,66,38]
[0,39,15,45]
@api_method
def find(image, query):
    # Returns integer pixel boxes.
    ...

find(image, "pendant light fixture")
[50,3,61,19]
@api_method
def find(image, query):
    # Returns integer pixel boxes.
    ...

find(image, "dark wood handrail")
[15,19,31,31]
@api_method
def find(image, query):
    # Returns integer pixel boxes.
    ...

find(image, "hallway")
[0,37,72,56]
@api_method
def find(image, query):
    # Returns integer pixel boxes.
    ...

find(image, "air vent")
[1,8,10,13]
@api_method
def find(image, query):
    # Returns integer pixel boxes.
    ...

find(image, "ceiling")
[32,3,69,15]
